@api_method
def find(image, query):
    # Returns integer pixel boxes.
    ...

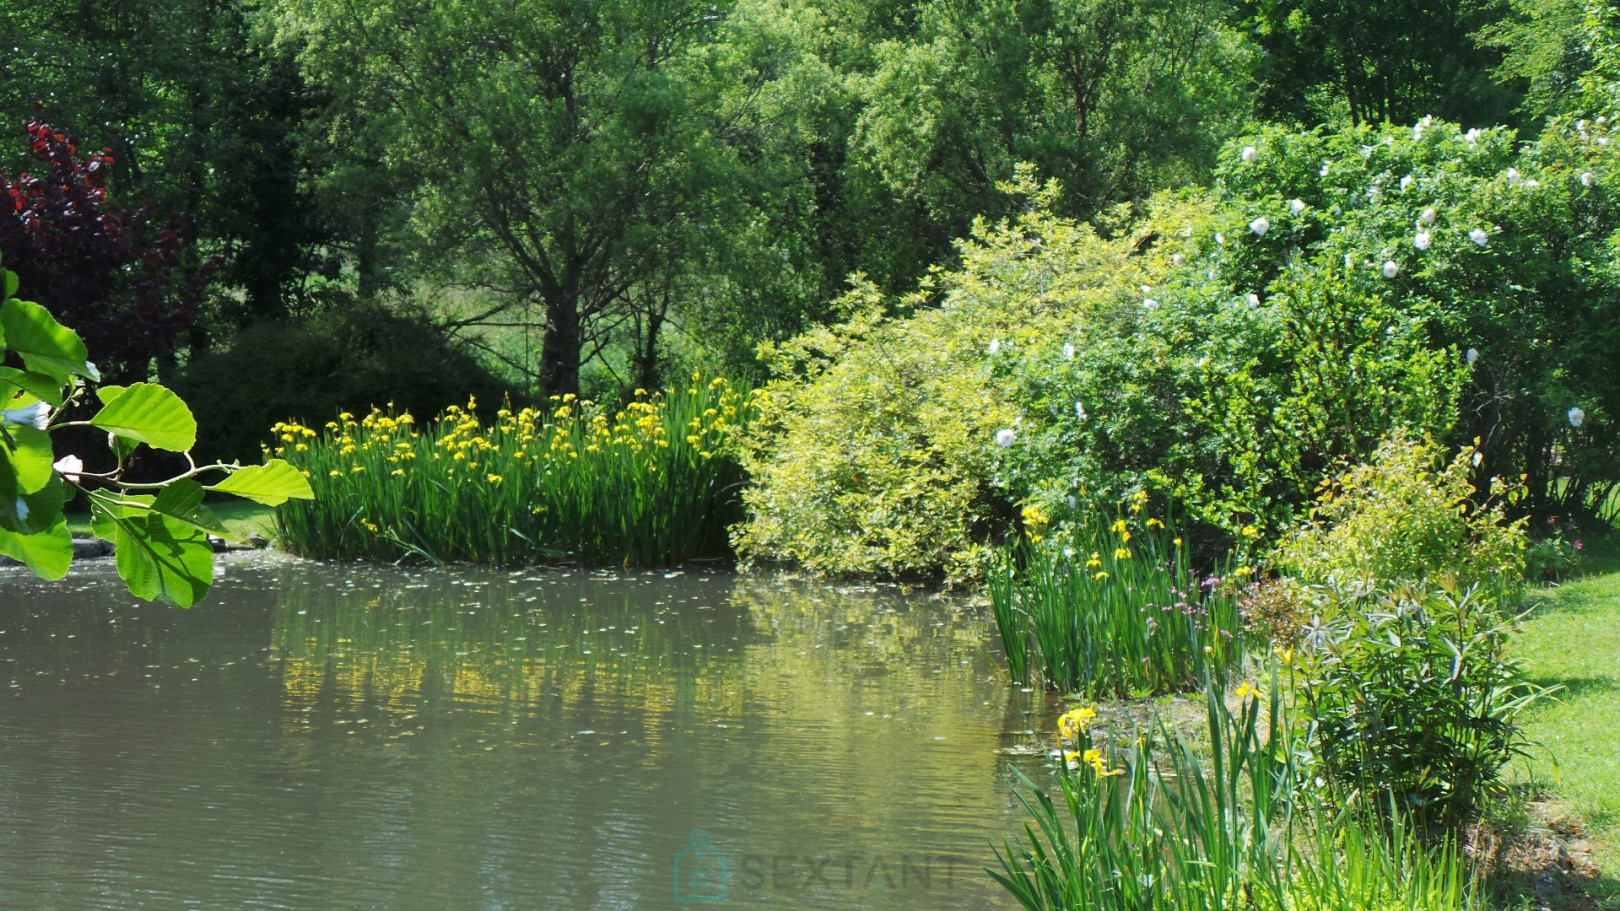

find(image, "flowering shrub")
[735,173,1218,577]
[1275,430,1527,603]
[732,283,1017,582]
[272,377,761,565]
[735,174,1209,581]
[742,112,1620,581]
[986,114,1620,551]
[1211,117,1620,518]
[991,249,1463,552]
[1524,514,1584,580]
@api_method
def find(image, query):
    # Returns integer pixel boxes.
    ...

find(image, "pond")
[0,554,1040,909]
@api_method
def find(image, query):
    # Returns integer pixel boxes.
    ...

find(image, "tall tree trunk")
[540,291,582,397]
[634,305,664,392]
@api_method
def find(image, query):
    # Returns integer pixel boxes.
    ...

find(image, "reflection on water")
[0,555,1034,909]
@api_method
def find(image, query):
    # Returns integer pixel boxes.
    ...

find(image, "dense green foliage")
[1267,434,1542,833]
[1292,581,1542,833]
[737,172,1461,578]
[995,453,1548,906]
[1276,431,1527,598]
[246,0,1261,396]
[169,302,515,465]
[273,380,759,566]
[0,121,218,384]
[259,0,766,395]
[736,176,1197,580]
[742,106,1620,580]
[4,0,1604,413]
[0,0,325,325]
[1246,0,1518,127]
[1213,117,1620,518]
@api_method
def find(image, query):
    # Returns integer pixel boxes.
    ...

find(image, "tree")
[262,0,759,397]
[1245,0,1521,128]
[1479,0,1590,124]
[0,121,218,383]
[0,0,334,329]
[847,0,1255,258]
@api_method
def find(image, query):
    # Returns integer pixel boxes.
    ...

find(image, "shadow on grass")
[1529,675,1620,701]
[1567,531,1620,580]
[1481,867,1613,911]
[1520,547,1620,623]
[1475,785,1618,911]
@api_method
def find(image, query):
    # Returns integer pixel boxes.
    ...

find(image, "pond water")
[0,554,1040,909]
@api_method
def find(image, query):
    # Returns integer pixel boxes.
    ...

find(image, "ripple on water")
[0,555,1033,909]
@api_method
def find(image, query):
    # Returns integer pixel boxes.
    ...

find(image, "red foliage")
[0,120,219,380]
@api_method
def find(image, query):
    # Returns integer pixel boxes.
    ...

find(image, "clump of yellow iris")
[267,375,767,565]
[1053,705,1122,776]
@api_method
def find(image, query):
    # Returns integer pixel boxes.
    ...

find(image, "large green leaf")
[90,382,198,453]
[0,297,92,383]
[2,267,17,302]
[209,459,314,506]
[0,515,72,580]
[2,475,66,536]
[0,368,64,408]
[0,428,58,535]
[91,494,214,608]
[92,385,138,462]
[0,448,14,525]
[0,425,54,495]
[151,479,234,539]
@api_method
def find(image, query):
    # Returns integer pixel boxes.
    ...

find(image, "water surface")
[0,554,1036,909]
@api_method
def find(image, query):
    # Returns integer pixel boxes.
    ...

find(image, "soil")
[1474,799,1607,910]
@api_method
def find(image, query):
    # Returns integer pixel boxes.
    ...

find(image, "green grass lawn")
[63,499,278,543]
[1514,534,1620,902]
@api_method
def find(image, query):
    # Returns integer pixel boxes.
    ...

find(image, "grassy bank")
[1514,535,1620,903]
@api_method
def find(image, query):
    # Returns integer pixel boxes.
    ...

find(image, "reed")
[993,672,1481,911]
[988,504,1247,698]
[269,376,763,566]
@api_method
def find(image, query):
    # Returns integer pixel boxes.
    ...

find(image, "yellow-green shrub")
[733,174,1208,582]
[1275,430,1527,600]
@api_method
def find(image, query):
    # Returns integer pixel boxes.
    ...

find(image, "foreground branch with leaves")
[0,257,313,606]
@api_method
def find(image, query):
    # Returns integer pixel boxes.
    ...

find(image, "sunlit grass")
[1514,532,1620,899]
[269,375,764,566]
